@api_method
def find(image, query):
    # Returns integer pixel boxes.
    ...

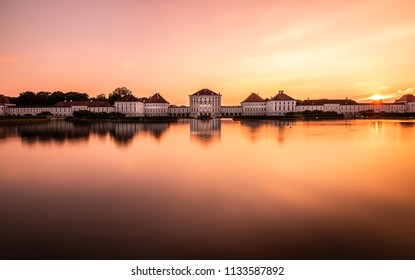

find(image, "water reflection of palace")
[1,121,170,146]
[4,119,412,150]
[240,120,294,144]
[1,119,309,146]
[190,119,221,144]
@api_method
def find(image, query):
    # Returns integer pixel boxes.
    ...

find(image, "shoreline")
[0,116,51,125]
[66,116,179,123]
[1,115,415,125]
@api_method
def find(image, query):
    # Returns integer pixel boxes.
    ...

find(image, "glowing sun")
[370,94,384,101]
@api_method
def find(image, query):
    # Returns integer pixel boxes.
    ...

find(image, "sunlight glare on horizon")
[370,94,384,101]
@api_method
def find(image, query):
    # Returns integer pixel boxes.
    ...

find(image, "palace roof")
[54,101,113,107]
[147,93,169,104]
[241,93,265,103]
[298,99,358,106]
[190,88,220,96]
[137,97,148,102]
[0,95,12,104]
[270,90,295,101]
[396,94,415,103]
[114,94,140,102]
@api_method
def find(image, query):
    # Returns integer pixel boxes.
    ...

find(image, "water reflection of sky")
[0,119,415,259]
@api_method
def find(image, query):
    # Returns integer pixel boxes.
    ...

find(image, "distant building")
[368,100,406,113]
[220,106,242,117]
[240,90,296,116]
[6,100,113,116]
[395,94,415,112]
[295,96,414,115]
[2,90,415,118]
[189,89,222,118]
[296,99,359,114]
[169,105,190,117]
[145,93,169,117]
[7,106,72,116]
[114,94,144,117]
[0,95,14,116]
[266,90,296,116]
[54,100,114,114]
[241,93,267,116]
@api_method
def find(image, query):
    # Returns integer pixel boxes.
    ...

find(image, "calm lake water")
[1,119,415,259]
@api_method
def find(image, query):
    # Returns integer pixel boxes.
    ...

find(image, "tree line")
[3,87,132,106]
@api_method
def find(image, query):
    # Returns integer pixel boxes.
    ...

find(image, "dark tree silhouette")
[64,92,89,101]
[108,87,132,104]
[15,91,37,106]
[94,93,108,101]
[49,91,66,105]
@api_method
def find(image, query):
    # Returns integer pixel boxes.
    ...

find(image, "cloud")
[396,87,415,95]
[375,87,415,102]
[355,86,415,102]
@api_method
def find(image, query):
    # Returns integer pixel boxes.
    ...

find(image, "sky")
[1,0,414,105]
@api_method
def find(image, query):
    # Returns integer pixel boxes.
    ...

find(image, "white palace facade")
[1,89,415,117]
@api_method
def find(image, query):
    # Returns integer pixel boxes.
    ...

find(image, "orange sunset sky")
[1,0,414,105]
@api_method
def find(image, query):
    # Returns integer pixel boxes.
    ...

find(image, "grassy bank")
[291,111,344,120]
[0,116,51,125]
[233,115,303,121]
[67,111,178,123]
[68,116,178,123]
[232,111,345,121]
[359,112,415,119]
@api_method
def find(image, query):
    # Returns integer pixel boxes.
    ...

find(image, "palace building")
[114,94,145,117]
[189,88,222,118]
[1,90,415,118]
[241,93,267,116]
[0,95,15,116]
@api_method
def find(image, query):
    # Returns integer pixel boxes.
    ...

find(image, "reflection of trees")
[399,122,415,127]
[240,121,263,131]
[142,123,169,140]
[17,122,90,143]
[240,121,266,142]
[2,120,299,146]
[190,119,221,144]
[110,123,170,146]
[0,121,170,146]
[88,122,112,137]
[0,126,17,140]
[240,120,295,144]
